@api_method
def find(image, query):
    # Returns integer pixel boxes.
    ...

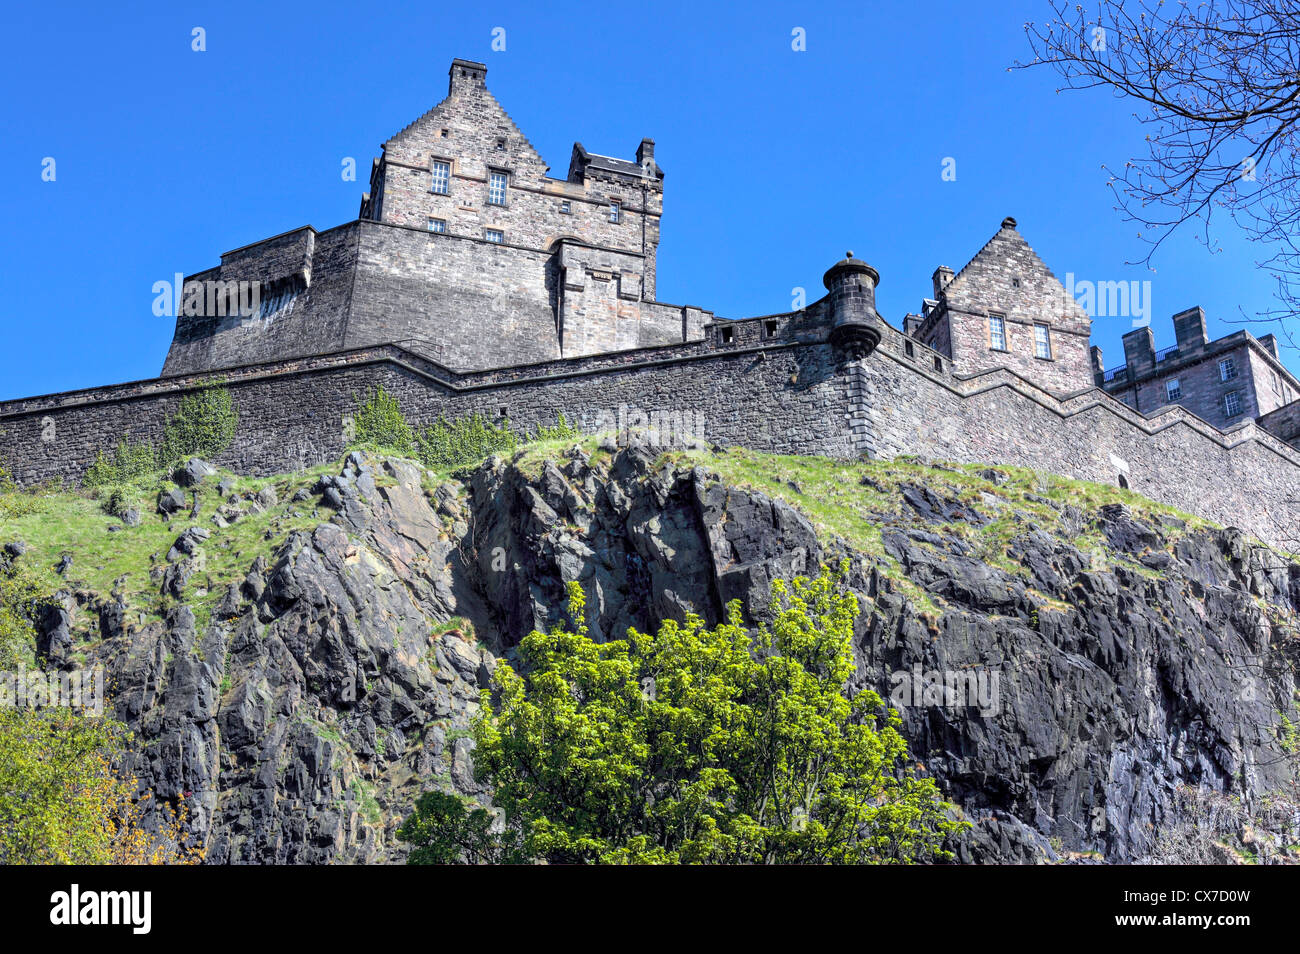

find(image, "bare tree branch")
[1016,1,1300,350]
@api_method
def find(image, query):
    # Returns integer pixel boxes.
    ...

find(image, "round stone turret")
[822,251,883,359]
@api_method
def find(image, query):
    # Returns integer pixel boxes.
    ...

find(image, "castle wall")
[7,315,1300,551]
[865,322,1300,546]
[343,220,561,368]
[1259,400,1300,449]
[0,337,854,488]
[161,225,359,376]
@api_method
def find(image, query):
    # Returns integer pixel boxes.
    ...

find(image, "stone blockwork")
[916,218,1094,394]
[12,56,1300,558]
[1097,315,1300,430]
[7,302,1300,550]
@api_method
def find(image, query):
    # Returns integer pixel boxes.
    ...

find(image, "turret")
[822,252,883,359]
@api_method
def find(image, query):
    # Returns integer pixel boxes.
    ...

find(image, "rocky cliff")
[9,439,1300,863]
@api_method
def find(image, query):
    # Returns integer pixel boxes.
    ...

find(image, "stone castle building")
[3,59,1300,547]
[1095,309,1300,439]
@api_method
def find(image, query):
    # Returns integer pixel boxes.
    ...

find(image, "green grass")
[1,438,1236,645]
[0,460,338,632]
[653,447,1220,611]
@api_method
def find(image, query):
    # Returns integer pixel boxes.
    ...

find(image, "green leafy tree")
[0,560,201,864]
[467,563,965,864]
[397,791,525,864]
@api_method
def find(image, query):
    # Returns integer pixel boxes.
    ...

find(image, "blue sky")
[2,0,1294,401]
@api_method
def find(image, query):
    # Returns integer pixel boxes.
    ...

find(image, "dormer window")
[609,200,621,224]
[430,160,450,195]
[488,171,508,206]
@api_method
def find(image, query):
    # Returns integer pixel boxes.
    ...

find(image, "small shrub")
[0,466,38,519]
[83,439,159,488]
[352,386,415,456]
[158,387,238,465]
[531,412,581,443]
[416,413,517,471]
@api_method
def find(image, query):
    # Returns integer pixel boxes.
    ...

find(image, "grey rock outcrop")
[29,448,1300,863]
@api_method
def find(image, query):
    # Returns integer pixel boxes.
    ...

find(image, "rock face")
[32,444,1300,863]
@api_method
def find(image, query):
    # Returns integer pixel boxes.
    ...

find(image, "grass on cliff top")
[0,438,1221,637]
[652,446,1215,601]
[0,462,336,633]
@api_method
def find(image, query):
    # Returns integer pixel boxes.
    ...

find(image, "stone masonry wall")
[5,314,1300,550]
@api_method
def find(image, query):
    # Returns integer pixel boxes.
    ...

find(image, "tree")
[0,708,199,864]
[0,559,202,864]
[1020,1,1300,347]
[397,791,525,864]
[461,563,964,864]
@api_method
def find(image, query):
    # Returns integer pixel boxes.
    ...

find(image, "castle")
[3,59,1299,547]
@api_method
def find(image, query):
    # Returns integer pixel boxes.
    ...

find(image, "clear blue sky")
[3,0,1294,401]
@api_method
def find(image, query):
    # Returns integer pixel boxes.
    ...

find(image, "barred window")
[1219,357,1237,381]
[488,172,508,206]
[989,314,1007,351]
[484,229,504,244]
[1165,378,1181,402]
[1224,390,1242,416]
[1034,323,1052,359]
[430,160,450,195]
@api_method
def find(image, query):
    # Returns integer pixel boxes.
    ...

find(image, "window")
[440,128,449,138]
[1219,357,1237,381]
[1165,378,1181,402]
[495,138,506,150]
[560,200,571,214]
[430,160,450,195]
[484,229,504,244]
[427,217,446,233]
[1034,323,1052,359]
[764,319,778,338]
[1225,390,1242,416]
[719,326,735,344]
[905,341,915,358]
[609,200,621,223]
[989,314,1007,351]
[933,356,944,371]
[488,171,508,206]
